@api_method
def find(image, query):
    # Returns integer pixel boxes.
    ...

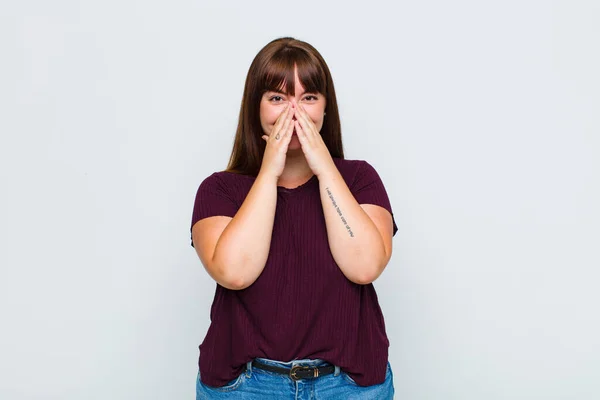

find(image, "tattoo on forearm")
[325,187,354,237]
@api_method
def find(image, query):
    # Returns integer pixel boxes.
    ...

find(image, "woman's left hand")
[293,104,336,178]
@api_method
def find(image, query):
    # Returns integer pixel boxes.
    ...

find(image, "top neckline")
[220,171,318,192]
[277,174,318,192]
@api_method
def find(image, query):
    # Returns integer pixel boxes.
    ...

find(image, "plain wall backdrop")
[1,1,598,399]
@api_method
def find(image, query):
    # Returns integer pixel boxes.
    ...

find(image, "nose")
[290,100,298,120]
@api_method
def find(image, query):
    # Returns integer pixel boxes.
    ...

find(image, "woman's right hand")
[260,102,296,179]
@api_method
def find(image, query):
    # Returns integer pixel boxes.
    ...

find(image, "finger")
[285,112,295,137]
[300,106,318,132]
[280,118,296,150]
[275,104,295,141]
[295,105,316,136]
[278,104,295,135]
[294,120,308,146]
[295,114,315,142]
[271,103,291,136]
[275,115,294,153]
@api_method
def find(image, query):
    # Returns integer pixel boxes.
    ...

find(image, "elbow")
[345,263,379,285]
[218,266,252,290]
[350,254,390,285]
[225,273,256,290]
[220,275,247,290]
[212,256,257,290]
[351,275,374,285]
[209,258,248,290]
[352,269,380,285]
[353,238,391,285]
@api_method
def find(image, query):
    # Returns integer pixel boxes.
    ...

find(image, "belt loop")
[334,365,340,377]
[245,360,253,378]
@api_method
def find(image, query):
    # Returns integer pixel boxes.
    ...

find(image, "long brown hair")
[224,37,344,175]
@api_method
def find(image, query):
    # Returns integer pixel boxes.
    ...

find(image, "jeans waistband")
[247,357,341,377]
[255,357,331,368]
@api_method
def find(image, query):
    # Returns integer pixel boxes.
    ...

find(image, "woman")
[190,37,398,399]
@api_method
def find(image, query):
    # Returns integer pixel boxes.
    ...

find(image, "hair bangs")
[261,48,327,96]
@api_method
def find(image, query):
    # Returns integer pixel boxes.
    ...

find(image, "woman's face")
[259,67,326,150]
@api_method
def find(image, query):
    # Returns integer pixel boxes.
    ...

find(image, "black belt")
[250,360,336,381]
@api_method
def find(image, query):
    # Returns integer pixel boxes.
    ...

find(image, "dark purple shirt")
[190,157,398,387]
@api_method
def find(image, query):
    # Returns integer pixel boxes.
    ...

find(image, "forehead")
[270,69,307,94]
[267,86,312,95]
[262,61,325,96]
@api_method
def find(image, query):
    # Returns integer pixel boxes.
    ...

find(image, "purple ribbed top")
[190,157,398,387]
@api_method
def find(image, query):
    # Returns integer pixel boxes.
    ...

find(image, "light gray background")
[1,1,598,399]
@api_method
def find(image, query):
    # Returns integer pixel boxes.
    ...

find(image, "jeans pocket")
[342,362,393,386]
[341,371,358,385]
[198,371,246,392]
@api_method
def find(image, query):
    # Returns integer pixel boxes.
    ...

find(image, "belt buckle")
[289,365,311,381]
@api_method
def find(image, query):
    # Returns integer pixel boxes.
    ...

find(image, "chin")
[287,139,302,151]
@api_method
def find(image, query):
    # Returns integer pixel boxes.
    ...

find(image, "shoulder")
[332,157,379,184]
[332,157,363,170]
[198,170,255,191]
[192,171,249,209]
[332,157,364,174]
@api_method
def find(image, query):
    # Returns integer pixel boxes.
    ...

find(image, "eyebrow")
[266,90,318,96]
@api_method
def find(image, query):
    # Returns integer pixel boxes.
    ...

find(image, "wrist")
[256,171,279,186]
[316,161,339,181]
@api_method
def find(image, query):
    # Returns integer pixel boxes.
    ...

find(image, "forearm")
[212,172,278,289]
[318,167,387,284]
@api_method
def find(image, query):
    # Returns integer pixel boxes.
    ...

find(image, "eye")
[269,95,284,102]
[303,95,319,101]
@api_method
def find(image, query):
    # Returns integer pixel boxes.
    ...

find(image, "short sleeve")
[190,173,239,247]
[351,160,398,237]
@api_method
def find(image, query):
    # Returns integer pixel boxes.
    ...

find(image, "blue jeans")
[196,357,395,399]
